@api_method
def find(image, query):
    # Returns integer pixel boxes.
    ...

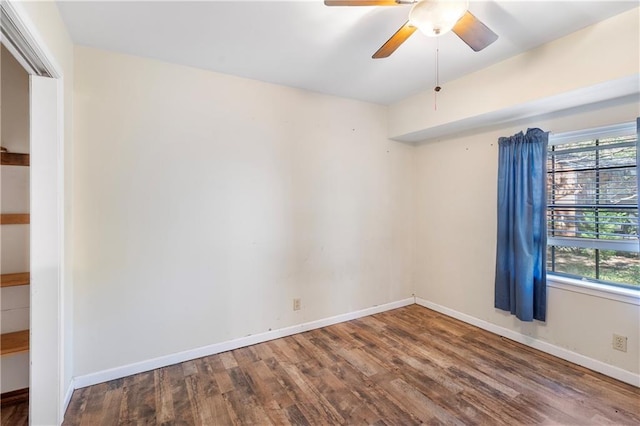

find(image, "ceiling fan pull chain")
[434,39,441,110]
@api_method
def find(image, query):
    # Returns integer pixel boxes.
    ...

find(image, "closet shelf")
[1,273,30,288]
[1,330,29,356]
[0,152,29,166]
[0,214,29,225]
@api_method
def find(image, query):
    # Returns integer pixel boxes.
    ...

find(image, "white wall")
[1,44,30,393]
[414,98,640,376]
[72,47,415,377]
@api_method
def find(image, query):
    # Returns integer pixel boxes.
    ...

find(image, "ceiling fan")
[325,0,498,58]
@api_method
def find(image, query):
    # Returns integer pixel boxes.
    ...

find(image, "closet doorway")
[1,2,65,424]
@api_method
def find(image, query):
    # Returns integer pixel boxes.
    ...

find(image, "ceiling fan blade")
[452,11,498,52]
[373,21,417,58]
[324,0,403,5]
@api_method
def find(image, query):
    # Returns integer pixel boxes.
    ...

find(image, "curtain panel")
[495,128,549,322]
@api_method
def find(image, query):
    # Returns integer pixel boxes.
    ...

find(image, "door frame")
[1,1,67,423]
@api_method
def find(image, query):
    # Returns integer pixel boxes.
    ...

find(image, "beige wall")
[414,98,640,375]
[1,45,30,153]
[72,46,415,376]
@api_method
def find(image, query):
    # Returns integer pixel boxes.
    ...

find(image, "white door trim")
[29,75,63,425]
[0,1,60,78]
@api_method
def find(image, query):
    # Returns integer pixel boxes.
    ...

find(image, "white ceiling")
[57,1,638,105]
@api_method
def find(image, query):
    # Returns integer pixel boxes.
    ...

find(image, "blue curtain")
[495,128,548,322]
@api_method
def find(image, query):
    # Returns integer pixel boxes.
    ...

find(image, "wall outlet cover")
[612,334,627,352]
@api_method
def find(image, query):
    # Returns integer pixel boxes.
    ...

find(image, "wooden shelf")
[1,330,29,356]
[0,214,29,225]
[1,152,29,167]
[1,273,30,288]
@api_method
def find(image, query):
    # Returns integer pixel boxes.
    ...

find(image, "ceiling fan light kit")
[409,0,469,37]
[325,0,498,58]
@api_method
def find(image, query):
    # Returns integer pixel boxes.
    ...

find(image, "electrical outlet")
[612,334,627,352]
[293,298,301,311]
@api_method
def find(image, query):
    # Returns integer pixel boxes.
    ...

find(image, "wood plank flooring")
[57,305,640,424]
[0,399,28,426]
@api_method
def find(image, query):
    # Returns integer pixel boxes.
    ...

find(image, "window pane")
[547,207,637,240]
[550,246,596,280]
[600,169,637,206]
[599,250,640,287]
[547,126,638,288]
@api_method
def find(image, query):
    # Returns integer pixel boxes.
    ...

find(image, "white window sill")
[547,274,640,306]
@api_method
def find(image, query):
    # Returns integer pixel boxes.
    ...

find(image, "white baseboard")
[73,297,415,389]
[415,298,640,387]
[62,379,75,420]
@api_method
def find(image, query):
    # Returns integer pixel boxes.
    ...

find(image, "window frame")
[546,121,639,291]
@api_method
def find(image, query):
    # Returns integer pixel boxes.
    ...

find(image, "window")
[547,122,639,289]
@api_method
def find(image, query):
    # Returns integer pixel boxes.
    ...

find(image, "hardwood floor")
[57,305,640,424]
[0,400,28,426]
